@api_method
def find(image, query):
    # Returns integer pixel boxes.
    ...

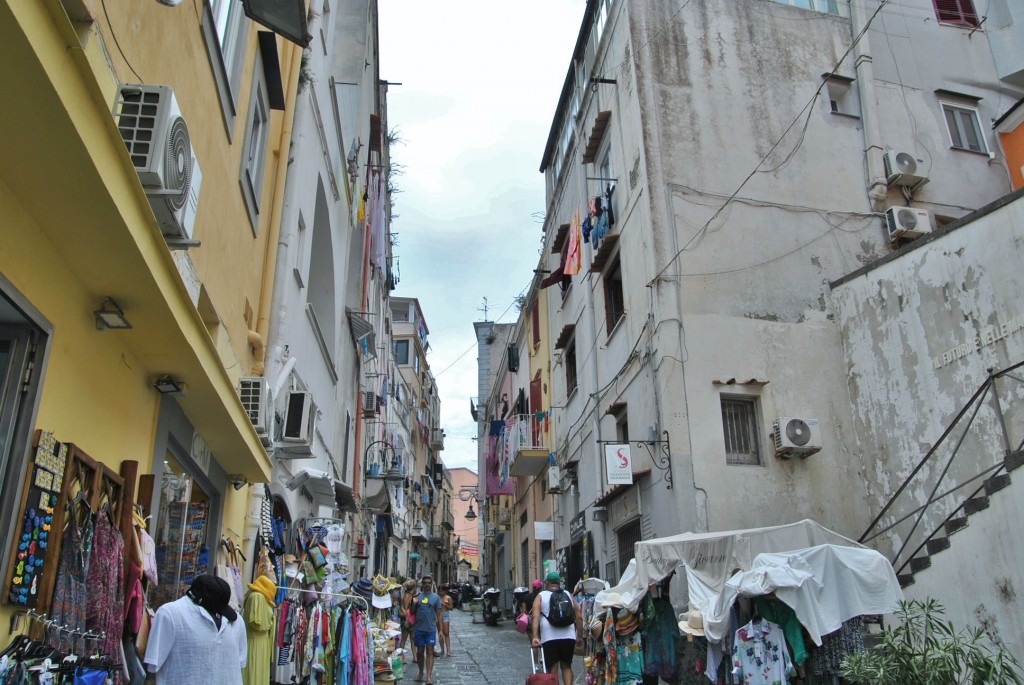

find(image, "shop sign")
[605,444,633,485]
[570,511,586,543]
[190,432,211,476]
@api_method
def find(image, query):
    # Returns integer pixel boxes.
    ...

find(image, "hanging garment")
[731,619,795,685]
[641,596,677,681]
[241,582,275,685]
[807,617,864,681]
[49,508,94,646]
[602,610,618,685]
[615,631,644,685]
[754,596,807,666]
[86,513,124,681]
[564,209,582,276]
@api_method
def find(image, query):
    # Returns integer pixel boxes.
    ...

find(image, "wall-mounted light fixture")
[153,375,187,395]
[94,297,132,330]
[458,486,484,521]
[230,475,248,491]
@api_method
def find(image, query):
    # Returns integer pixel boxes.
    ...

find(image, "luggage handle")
[531,644,546,674]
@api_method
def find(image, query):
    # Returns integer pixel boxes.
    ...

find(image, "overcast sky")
[379,2,585,472]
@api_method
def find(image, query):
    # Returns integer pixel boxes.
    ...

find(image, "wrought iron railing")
[860,361,1024,575]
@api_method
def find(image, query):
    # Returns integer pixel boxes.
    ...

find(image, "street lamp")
[365,439,405,482]
[457,486,483,520]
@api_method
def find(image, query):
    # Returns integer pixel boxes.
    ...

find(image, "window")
[202,0,249,131]
[603,257,624,334]
[772,0,841,15]
[413,352,420,374]
[293,213,306,287]
[721,396,762,465]
[613,405,629,443]
[617,519,642,578]
[933,0,979,26]
[565,338,578,398]
[825,76,859,117]
[942,102,987,153]
[241,57,271,232]
[394,339,409,365]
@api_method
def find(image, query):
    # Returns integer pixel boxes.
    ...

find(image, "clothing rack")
[16,609,106,643]
[273,586,369,611]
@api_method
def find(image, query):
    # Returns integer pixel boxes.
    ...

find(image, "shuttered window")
[721,396,762,465]
[617,519,642,577]
[933,0,979,26]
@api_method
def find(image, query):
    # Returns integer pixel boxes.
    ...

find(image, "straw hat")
[678,606,705,636]
[599,592,623,609]
[615,608,640,636]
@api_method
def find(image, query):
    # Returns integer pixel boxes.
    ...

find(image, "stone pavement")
[396,606,563,685]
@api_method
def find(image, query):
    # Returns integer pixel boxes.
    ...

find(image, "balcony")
[430,429,445,450]
[430,525,445,548]
[442,509,454,530]
[507,414,550,477]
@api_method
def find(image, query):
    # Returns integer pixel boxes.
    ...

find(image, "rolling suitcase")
[527,645,559,685]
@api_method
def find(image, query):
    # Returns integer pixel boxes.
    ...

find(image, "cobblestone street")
[397,606,552,685]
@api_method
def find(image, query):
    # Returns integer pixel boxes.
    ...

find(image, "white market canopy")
[596,519,903,646]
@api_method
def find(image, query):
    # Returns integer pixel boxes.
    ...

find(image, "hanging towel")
[564,209,582,276]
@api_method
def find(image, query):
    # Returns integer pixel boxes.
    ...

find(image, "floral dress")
[730,619,795,685]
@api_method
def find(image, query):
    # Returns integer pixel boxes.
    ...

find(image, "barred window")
[721,396,762,465]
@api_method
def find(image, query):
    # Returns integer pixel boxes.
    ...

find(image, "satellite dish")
[786,419,811,446]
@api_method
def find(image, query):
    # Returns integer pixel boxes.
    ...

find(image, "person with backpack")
[530,571,583,685]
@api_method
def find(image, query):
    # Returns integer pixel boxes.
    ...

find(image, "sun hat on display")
[371,574,393,609]
[678,606,705,636]
[615,608,640,636]
[352,577,374,598]
[599,592,623,609]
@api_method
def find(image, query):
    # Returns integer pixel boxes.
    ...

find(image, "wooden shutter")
[934,0,979,26]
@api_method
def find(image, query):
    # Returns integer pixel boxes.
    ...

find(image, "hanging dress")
[49,506,94,650]
[86,512,124,682]
[242,583,276,685]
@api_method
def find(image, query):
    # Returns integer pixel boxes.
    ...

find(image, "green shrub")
[840,598,1022,685]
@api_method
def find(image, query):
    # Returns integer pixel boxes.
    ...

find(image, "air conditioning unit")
[238,377,271,443]
[361,390,379,417]
[546,465,563,493]
[772,417,822,459]
[885,206,931,241]
[279,391,315,455]
[883,150,927,188]
[114,84,202,240]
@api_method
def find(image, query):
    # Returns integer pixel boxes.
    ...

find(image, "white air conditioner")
[279,391,315,455]
[772,417,822,459]
[361,390,379,417]
[885,206,931,241]
[546,465,562,493]
[883,150,928,187]
[238,377,271,443]
[114,84,202,240]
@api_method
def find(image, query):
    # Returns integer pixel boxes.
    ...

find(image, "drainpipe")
[251,38,303,376]
[850,0,889,210]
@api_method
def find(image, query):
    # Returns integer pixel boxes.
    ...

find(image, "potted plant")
[841,598,1022,684]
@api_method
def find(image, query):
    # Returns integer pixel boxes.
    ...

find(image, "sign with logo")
[605,444,633,485]
[570,511,587,543]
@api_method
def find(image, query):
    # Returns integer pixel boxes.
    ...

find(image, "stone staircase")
[895,450,1024,588]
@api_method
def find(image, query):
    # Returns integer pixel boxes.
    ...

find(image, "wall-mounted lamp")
[153,375,187,395]
[230,475,248,491]
[465,502,477,521]
[94,297,132,330]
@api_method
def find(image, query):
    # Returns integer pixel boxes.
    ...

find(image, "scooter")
[482,587,502,626]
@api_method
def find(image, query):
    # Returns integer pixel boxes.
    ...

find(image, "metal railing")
[860,361,1024,575]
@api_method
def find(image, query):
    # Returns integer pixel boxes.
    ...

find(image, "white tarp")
[597,519,903,646]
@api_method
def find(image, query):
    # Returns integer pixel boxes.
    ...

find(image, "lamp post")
[363,438,404,575]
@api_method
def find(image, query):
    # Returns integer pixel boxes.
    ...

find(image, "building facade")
[516,0,1024,649]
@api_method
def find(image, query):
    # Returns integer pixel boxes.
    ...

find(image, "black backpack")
[544,589,576,628]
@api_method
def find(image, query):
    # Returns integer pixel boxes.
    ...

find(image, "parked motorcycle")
[482,587,502,626]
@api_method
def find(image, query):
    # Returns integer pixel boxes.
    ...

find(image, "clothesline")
[272,585,369,611]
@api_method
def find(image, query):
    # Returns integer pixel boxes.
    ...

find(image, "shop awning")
[334,481,358,513]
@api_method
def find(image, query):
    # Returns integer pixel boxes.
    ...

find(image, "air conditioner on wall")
[278,391,315,456]
[238,377,272,444]
[883,150,928,188]
[546,466,562,493]
[772,417,821,459]
[361,390,379,417]
[885,206,931,241]
[113,85,202,241]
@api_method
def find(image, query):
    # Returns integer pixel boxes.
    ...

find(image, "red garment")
[124,560,144,634]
